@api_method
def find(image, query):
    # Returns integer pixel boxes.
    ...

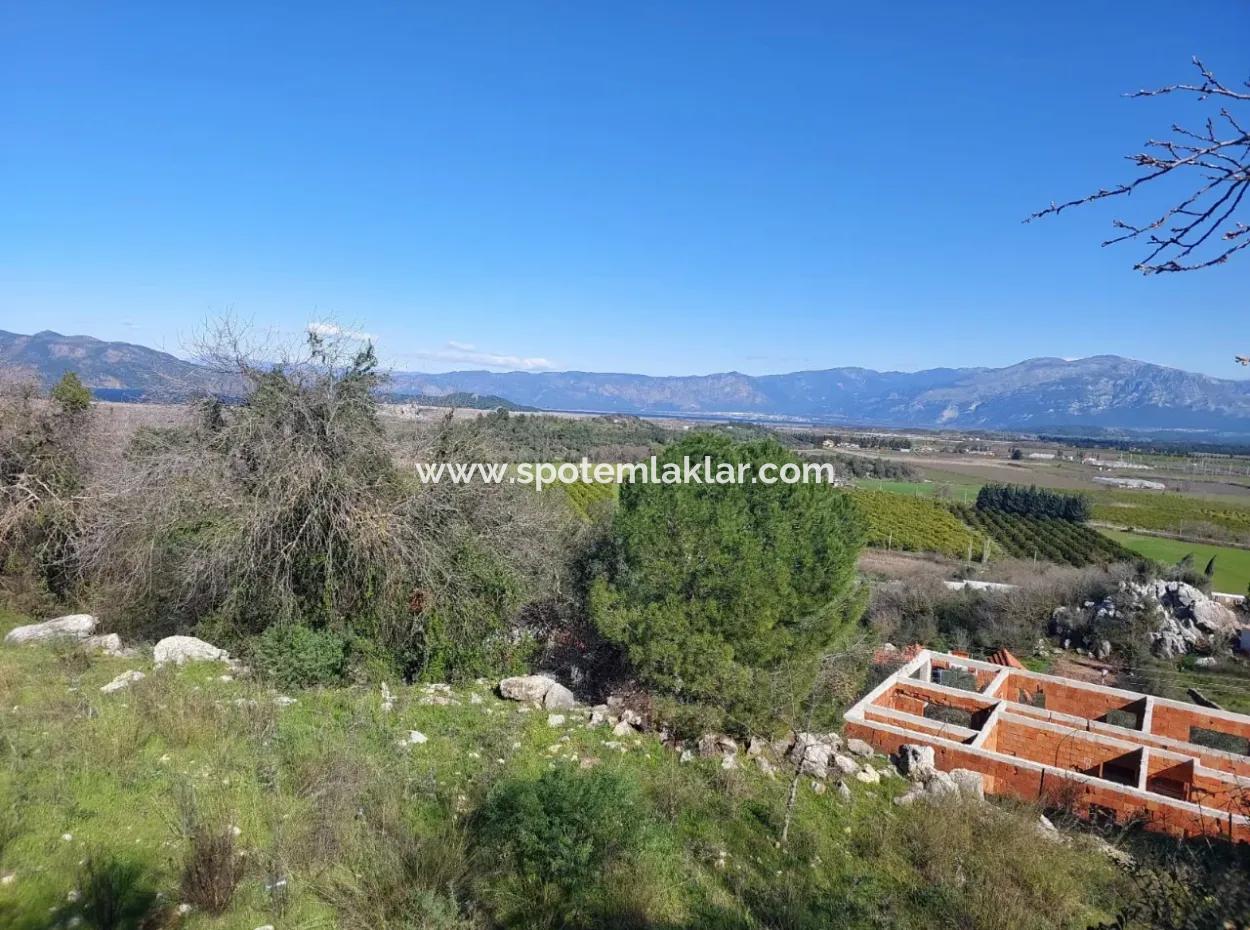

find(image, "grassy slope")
[1099,529,1250,594]
[0,613,1128,930]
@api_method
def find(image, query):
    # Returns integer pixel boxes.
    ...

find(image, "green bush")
[475,767,656,926]
[591,433,865,735]
[251,624,348,688]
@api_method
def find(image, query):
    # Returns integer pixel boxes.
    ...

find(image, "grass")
[1099,529,1250,594]
[0,612,1132,930]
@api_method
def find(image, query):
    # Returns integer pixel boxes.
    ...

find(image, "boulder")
[893,743,936,782]
[1191,599,1239,636]
[153,636,229,667]
[498,674,577,709]
[4,614,96,646]
[846,738,874,758]
[499,675,555,704]
[101,670,145,694]
[831,753,858,776]
[855,766,880,785]
[84,634,126,657]
[949,768,985,800]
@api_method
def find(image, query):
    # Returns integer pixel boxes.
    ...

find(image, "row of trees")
[975,483,1092,522]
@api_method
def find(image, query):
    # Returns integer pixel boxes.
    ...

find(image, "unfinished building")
[844,650,1250,842]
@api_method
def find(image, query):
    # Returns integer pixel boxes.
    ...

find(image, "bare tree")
[1029,57,1249,276]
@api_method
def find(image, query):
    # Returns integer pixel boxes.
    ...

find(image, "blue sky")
[2,1,1247,377]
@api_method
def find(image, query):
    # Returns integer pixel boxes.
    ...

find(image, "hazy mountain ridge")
[4,329,1250,435]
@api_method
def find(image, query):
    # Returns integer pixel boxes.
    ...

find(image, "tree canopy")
[590,433,865,733]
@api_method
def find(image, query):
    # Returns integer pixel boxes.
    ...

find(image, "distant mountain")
[389,356,1250,437]
[5,329,1250,437]
[0,329,228,399]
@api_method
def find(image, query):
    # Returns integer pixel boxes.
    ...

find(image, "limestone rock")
[498,674,577,709]
[4,614,96,646]
[846,738,874,758]
[101,670,145,694]
[831,753,858,776]
[949,768,985,800]
[153,636,228,667]
[855,766,880,785]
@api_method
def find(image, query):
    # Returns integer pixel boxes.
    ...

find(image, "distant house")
[1092,476,1166,491]
[1026,452,1056,460]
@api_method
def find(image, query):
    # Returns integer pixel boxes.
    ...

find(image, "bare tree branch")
[1028,57,1250,274]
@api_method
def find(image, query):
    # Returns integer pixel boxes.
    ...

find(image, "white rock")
[101,670,145,694]
[176,903,192,915]
[405,730,428,745]
[84,633,126,656]
[949,768,985,800]
[543,681,577,710]
[831,753,858,775]
[0,872,14,885]
[498,674,576,709]
[855,766,880,784]
[837,782,852,801]
[4,614,96,646]
[612,720,637,737]
[469,692,484,704]
[846,738,874,758]
[153,636,228,667]
[547,713,566,727]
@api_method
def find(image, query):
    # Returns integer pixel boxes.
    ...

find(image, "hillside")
[6,330,1250,435]
[0,330,230,400]
[0,612,1131,930]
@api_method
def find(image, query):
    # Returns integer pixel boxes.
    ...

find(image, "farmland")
[850,489,985,559]
[956,507,1133,568]
[1091,491,1250,545]
[1099,529,1250,594]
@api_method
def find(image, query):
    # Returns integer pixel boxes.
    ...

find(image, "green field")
[1099,529,1250,594]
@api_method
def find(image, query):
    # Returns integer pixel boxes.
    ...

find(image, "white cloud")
[409,341,555,371]
[307,321,375,341]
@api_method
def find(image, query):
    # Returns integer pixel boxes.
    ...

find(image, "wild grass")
[0,613,1136,930]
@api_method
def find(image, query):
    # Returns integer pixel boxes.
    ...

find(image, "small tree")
[50,371,92,415]
[590,433,865,734]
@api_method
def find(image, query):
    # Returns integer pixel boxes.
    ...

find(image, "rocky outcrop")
[4,614,97,646]
[1049,580,1244,660]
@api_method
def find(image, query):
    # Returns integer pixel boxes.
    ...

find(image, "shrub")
[474,767,657,927]
[251,623,349,688]
[180,826,241,915]
[72,852,159,930]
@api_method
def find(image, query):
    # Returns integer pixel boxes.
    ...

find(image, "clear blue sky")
[3,1,1247,377]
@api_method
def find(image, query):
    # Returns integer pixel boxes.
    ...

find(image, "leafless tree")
[1029,57,1249,275]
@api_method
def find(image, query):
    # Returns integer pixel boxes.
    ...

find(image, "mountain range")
[4,329,1250,437]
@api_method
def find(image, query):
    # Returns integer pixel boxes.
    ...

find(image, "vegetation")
[449,409,674,463]
[590,433,866,735]
[976,483,1092,522]
[1091,491,1250,545]
[958,507,1134,567]
[0,623,1139,930]
[1099,529,1250,594]
[852,489,985,559]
